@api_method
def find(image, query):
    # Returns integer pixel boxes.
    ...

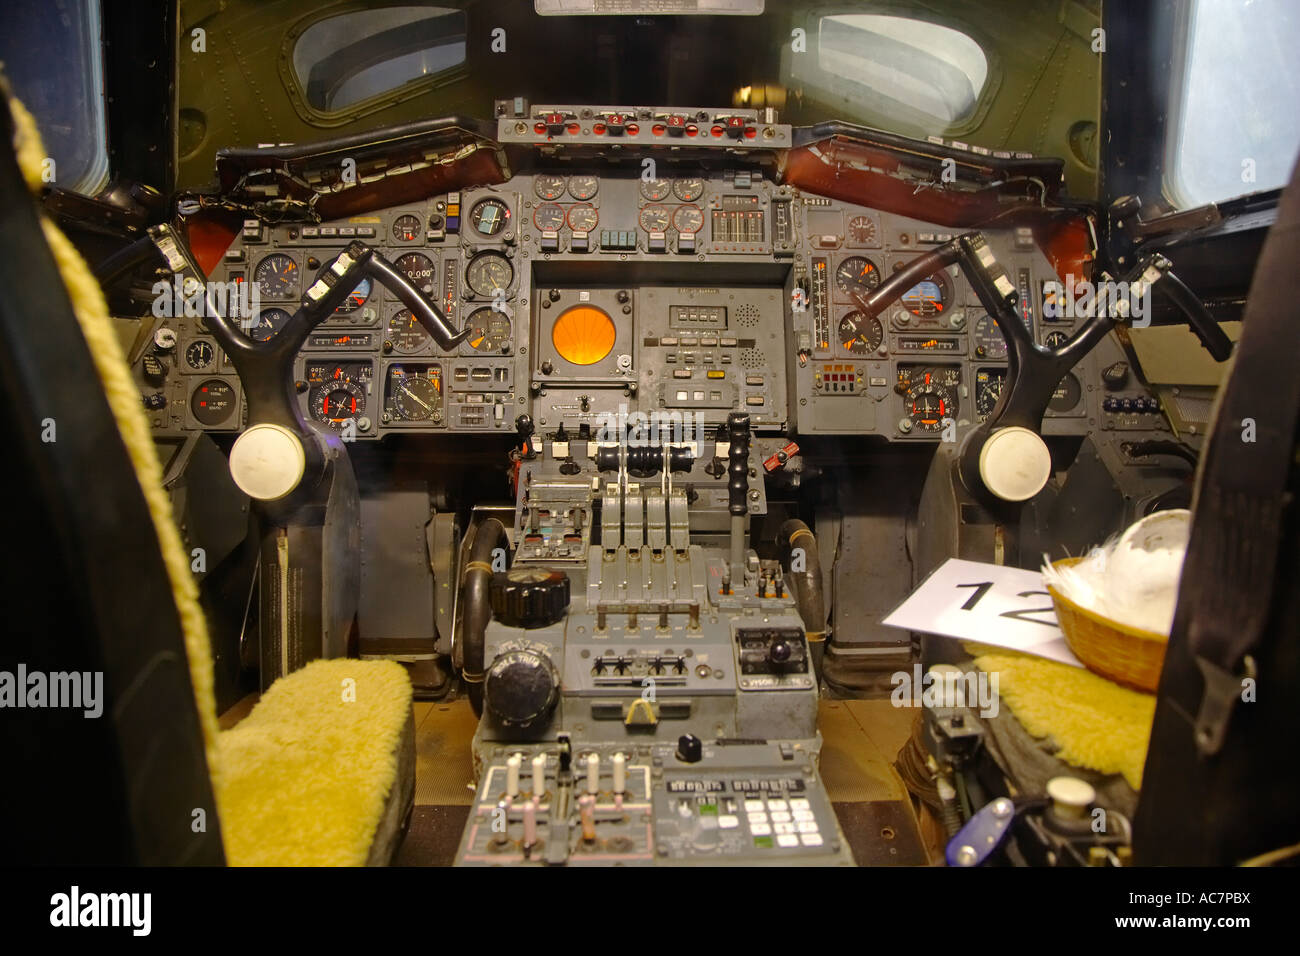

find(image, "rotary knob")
[484,646,559,729]
[490,568,570,629]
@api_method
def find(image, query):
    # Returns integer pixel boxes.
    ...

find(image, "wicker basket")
[1046,557,1169,692]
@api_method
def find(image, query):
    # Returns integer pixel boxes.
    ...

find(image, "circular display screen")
[551,305,616,366]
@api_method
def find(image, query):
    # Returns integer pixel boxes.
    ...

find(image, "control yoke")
[204,239,470,436]
[848,231,1231,502]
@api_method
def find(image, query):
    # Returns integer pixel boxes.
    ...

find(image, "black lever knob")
[676,733,703,763]
[726,412,751,516]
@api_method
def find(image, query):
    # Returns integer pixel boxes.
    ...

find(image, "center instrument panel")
[139,105,1141,444]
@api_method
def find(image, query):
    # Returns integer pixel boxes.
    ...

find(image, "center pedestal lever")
[727,411,751,587]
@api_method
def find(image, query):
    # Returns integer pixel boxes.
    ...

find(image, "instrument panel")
[137,109,1134,445]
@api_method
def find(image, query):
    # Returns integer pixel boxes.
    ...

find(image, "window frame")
[277,2,471,128]
[784,5,1002,141]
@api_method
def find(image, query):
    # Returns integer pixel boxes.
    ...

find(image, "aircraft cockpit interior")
[2,0,1298,910]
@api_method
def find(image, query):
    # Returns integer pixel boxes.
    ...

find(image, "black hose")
[779,519,827,677]
[93,234,165,287]
[462,517,507,717]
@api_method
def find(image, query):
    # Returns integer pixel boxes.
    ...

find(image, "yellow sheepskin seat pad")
[968,646,1155,790]
[216,659,414,866]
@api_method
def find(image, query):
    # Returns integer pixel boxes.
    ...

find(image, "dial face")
[533,203,566,231]
[247,307,290,341]
[254,253,298,298]
[975,368,1007,419]
[639,204,670,233]
[907,383,953,432]
[673,204,703,234]
[1041,329,1071,350]
[310,381,365,426]
[387,309,429,354]
[672,178,705,202]
[191,379,236,426]
[900,274,951,317]
[568,175,599,200]
[838,311,883,354]
[185,340,215,370]
[566,204,598,232]
[393,373,442,421]
[534,174,566,201]
[639,178,672,201]
[469,197,510,236]
[395,252,435,295]
[392,214,421,242]
[848,215,879,246]
[1049,372,1083,413]
[465,252,514,297]
[835,256,882,298]
[465,307,511,352]
[972,313,1008,359]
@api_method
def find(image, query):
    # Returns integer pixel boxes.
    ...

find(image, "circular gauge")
[900,272,952,317]
[907,383,954,433]
[552,305,616,366]
[639,204,670,233]
[469,197,510,236]
[673,204,703,234]
[247,307,290,342]
[972,313,1007,359]
[534,175,567,201]
[394,375,442,421]
[975,370,1006,418]
[567,204,598,232]
[310,380,365,426]
[533,203,566,231]
[394,252,435,295]
[568,175,599,200]
[387,310,429,354]
[466,307,512,353]
[640,179,672,201]
[185,340,215,370]
[392,214,421,242]
[835,256,882,298]
[465,252,514,298]
[673,178,705,202]
[191,379,237,426]
[848,215,879,246]
[254,253,298,298]
[1049,372,1083,413]
[838,311,884,354]
[1041,329,1071,350]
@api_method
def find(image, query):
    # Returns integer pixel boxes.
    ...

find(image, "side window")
[800,14,989,128]
[0,0,109,195]
[1166,0,1300,206]
[291,6,467,114]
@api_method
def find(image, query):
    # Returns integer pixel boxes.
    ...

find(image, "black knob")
[676,733,703,763]
[727,412,751,516]
[1102,361,1129,390]
[143,392,166,410]
[769,640,792,664]
[490,568,570,628]
[484,647,558,729]
[141,354,167,386]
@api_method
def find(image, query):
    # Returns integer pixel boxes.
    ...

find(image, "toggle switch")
[579,794,597,842]
[612,753,626,795]
[586,753,600,795]
[523,797,538,853]
[532,753,547,796]
[506,753,522,799]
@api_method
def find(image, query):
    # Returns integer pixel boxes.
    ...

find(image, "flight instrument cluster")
[136,106,1136,446]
